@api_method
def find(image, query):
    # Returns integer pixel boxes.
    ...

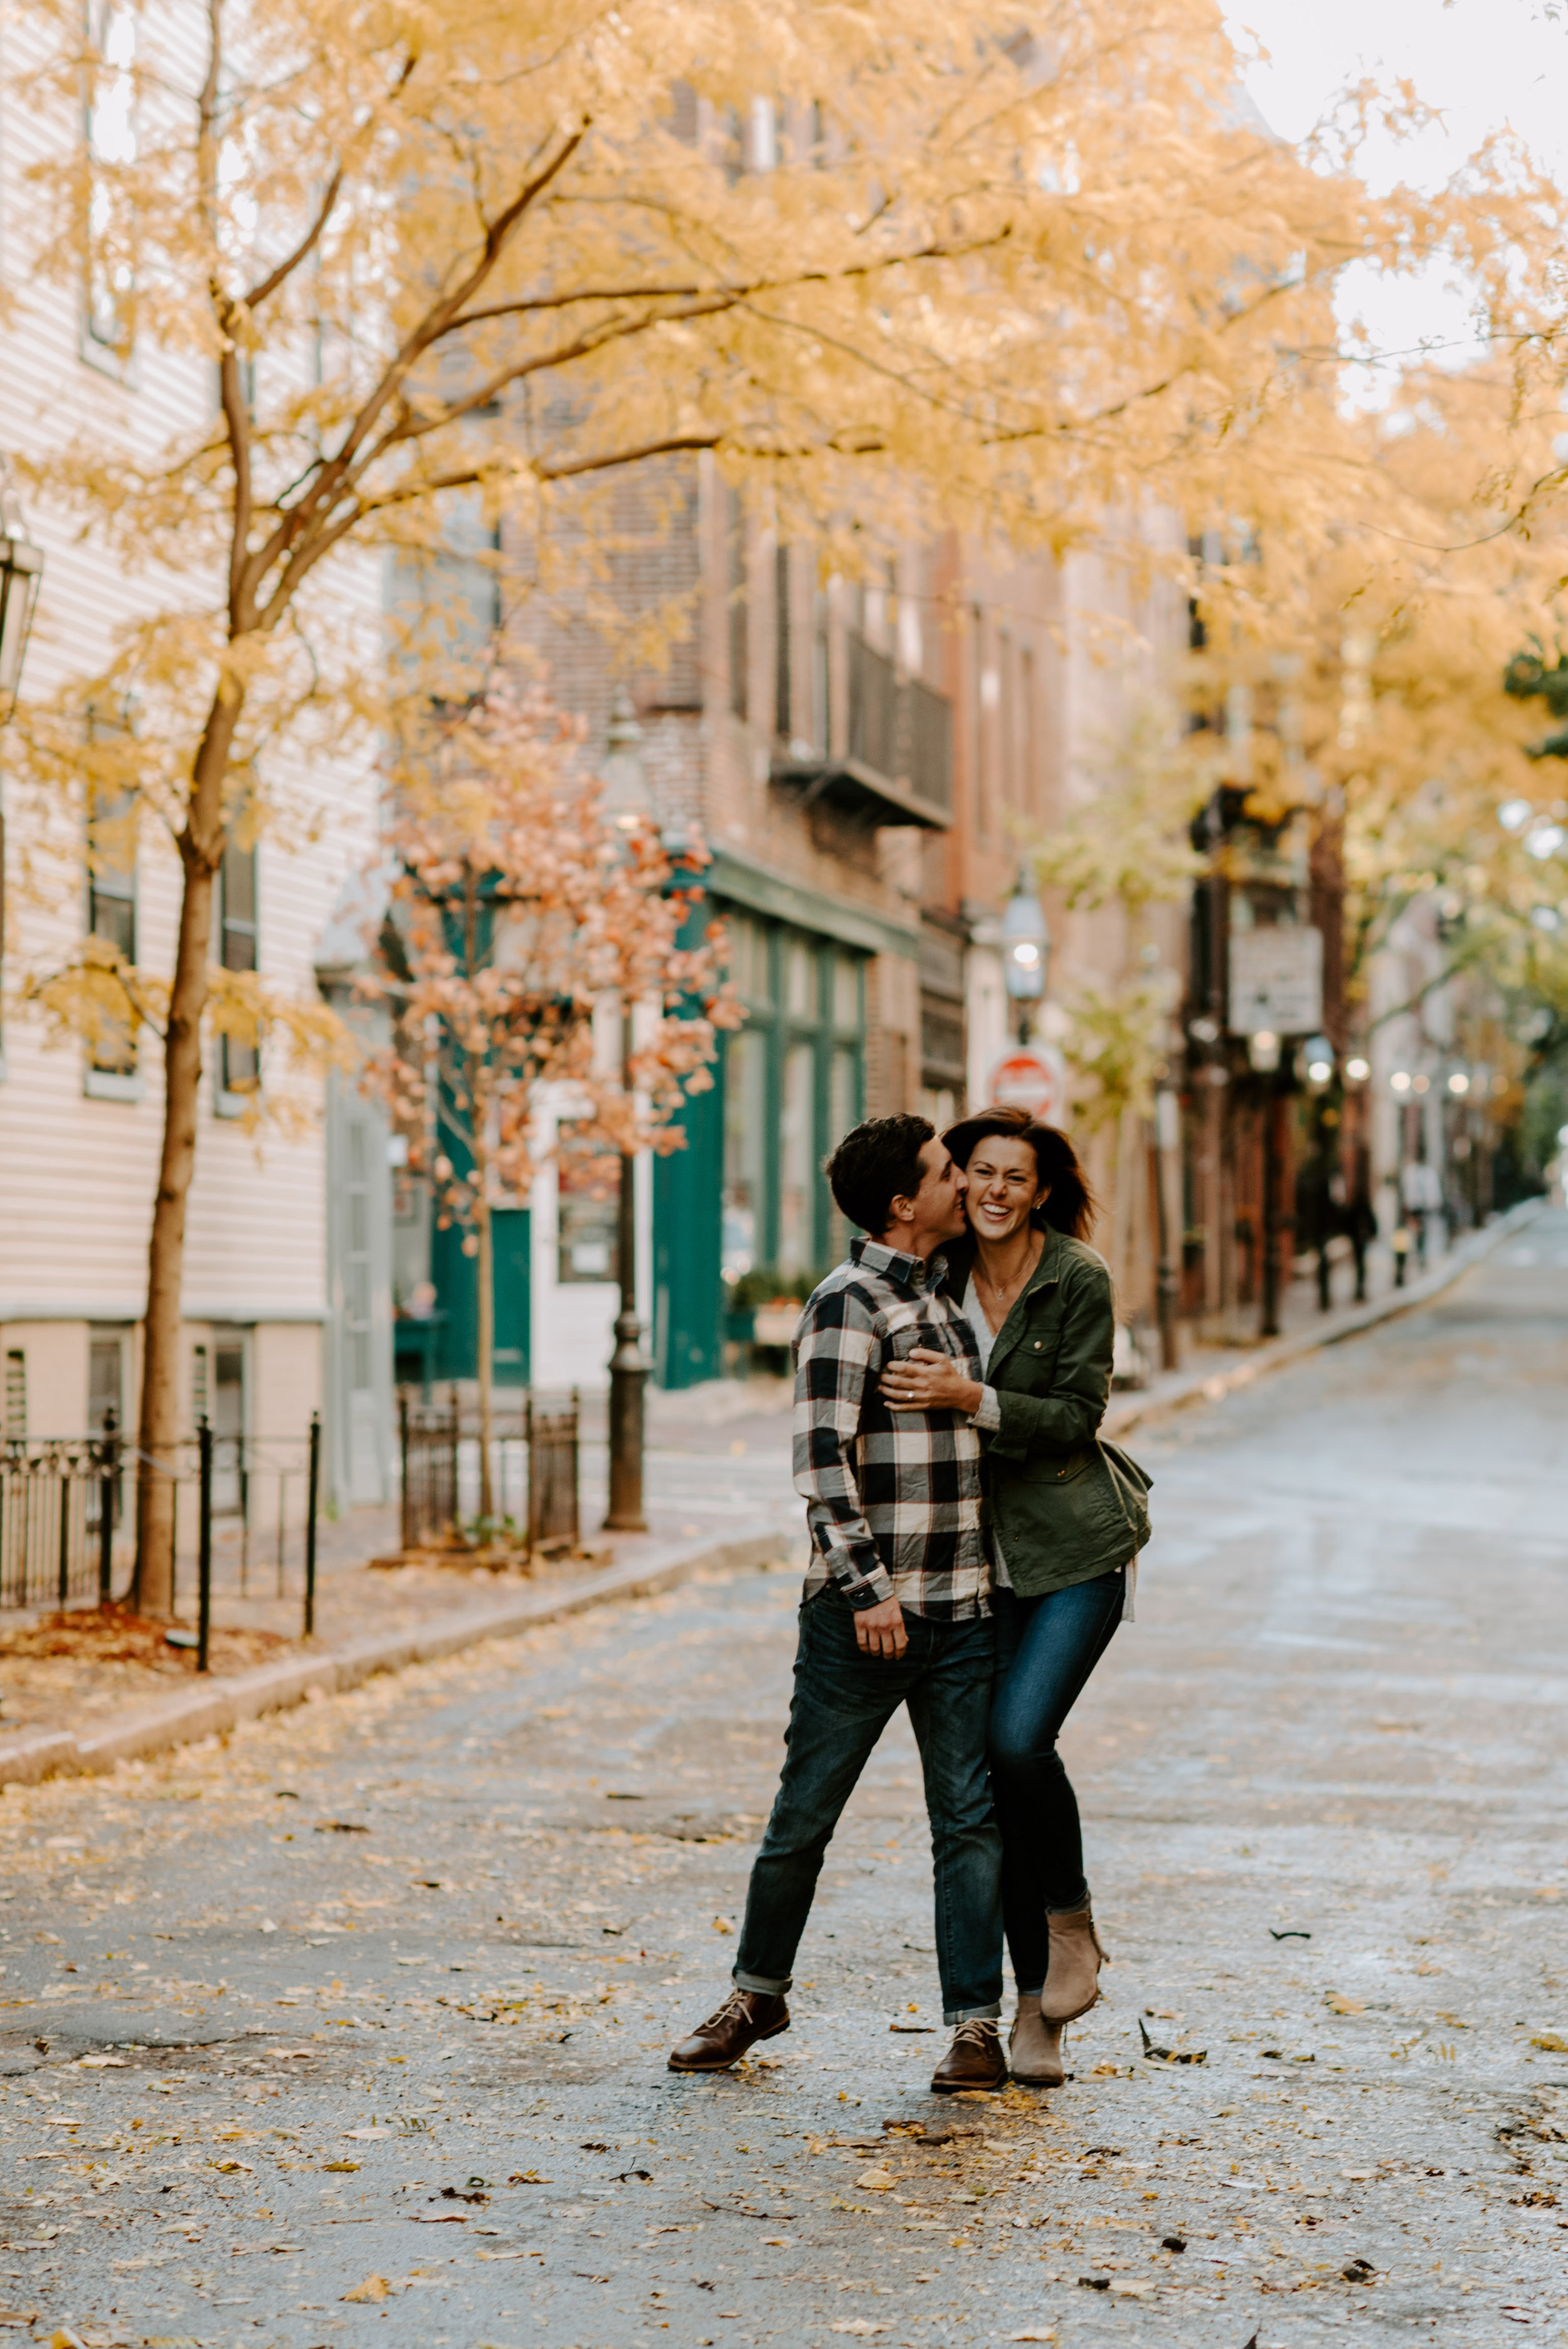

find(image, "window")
[84,1,136,365]
[721,916,867,1288]
[723,1027,767,1281]
[833,954,862,1037]
[784,938,816,1023]
[4,1349,25,1438]
[89,1331,124,1431]
[727,487,748,720]
[87,784,137,1076]
[778,1040,815,1276]
[557,1130,618,1284]
[218,836,259,1101]
[344,1121,373,1392]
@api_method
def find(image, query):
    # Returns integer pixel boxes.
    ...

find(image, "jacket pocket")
[1016,1445,1093,1485]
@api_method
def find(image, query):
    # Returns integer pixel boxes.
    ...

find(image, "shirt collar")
[851,1234,939,1292]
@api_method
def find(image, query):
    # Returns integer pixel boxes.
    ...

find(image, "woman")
[879,1107,1149,2086]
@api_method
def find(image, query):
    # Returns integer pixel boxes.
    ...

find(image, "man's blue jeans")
[990,1572,1125,1995]
[733,1586,1004,2023]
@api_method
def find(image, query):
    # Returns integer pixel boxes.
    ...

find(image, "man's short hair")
[824,1114,935,1237]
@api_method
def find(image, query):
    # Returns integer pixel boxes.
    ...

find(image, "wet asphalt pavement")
[2,1214,1567,2349]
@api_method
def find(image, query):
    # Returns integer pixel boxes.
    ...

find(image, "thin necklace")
[980,1234,1041,1303]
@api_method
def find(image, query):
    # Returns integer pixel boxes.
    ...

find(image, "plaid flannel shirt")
[793,1236,989,1620]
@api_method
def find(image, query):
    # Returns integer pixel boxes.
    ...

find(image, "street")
[2,1216,1566,2349]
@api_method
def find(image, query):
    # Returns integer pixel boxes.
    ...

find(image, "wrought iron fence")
[0,1414,322,1665]
[399,1387,580,1557]
[0,1427,120,1611]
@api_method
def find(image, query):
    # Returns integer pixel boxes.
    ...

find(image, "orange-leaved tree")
[360,687,734,1519]
[6,0,1546,1608]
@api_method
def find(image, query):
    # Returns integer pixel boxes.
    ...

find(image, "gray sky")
[1227,0,1565,374]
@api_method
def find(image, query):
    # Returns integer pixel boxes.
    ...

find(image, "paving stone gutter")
[0,1196,1541,1795]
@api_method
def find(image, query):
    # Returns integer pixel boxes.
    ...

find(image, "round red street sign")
[987,1044,1069,1123]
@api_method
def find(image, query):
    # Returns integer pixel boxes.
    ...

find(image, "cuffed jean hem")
[733,1967,791,1996]
[945,2001,1002,2025]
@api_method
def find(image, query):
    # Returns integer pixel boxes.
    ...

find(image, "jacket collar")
[948,1224,1066,1381]
[850,1234,944,1293]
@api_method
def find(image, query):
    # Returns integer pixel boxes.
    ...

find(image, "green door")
[654,1067,724,1389]
[432,1207,531,1385]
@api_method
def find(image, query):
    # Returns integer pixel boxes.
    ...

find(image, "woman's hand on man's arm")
[879,1345,985,1418]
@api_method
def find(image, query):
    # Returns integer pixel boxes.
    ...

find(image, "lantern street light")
[1000,868,1051,1042]
[601,691,655,1535]
[0,462,43,723]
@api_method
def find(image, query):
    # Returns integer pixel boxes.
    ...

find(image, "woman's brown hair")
[941,1106,1098,1241]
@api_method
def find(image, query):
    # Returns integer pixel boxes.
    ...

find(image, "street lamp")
[600,690,655,1535]
[0,462,43,723]
[1000,868,1050,1041]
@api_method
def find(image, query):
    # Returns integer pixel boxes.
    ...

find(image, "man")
[669,1114,1007,2092]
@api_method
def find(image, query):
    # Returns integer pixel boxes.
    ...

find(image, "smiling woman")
[894,1108,1151,2089]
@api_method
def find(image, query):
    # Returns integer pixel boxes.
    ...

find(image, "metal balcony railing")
[776,632,952,829]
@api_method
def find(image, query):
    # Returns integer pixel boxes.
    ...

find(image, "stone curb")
[1104,1197,1545,1442]
[0,1523,793,1793]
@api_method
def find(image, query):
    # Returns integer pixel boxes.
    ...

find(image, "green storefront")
[652,847,919,1391]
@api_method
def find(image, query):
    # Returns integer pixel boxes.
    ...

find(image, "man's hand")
[853,1594,908,1660]
[881,1345,984,1416]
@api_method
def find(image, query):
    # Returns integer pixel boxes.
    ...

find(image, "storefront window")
[778,1039,815,1275]
[723,1027,768,1280]
[721,915,867,1291]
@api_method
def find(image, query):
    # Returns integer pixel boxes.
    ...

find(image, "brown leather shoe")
[930,2018,1007,2092]
[667,1988,790,2073]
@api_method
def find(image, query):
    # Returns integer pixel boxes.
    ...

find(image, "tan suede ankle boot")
[1039,1906,1107,2022]
[1008,1994,1065,2087]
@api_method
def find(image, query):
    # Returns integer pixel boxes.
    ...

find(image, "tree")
[361,685,731,1522]
[1184,354,1568,1047]
[6,0,1541,1608]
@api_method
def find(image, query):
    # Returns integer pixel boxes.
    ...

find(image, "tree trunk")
[133,691,240,1616]
[475,1190,495,1526]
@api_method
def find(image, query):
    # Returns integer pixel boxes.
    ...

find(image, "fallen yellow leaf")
[854,2169,896,2191]
[1326,1994,1365,2015]
[321,2161,361,2173]
[1530,2033,1568,2052]
[830,2325,889,2337]
[341,2277,393,2304]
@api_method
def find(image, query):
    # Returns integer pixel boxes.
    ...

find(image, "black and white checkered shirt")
[793,1236,988,1620]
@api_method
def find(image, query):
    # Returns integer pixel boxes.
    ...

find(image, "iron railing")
[0,1426,120,1611]
[844,633,953,820]
[399,1387,580,1557]
[0,1414,321,1667]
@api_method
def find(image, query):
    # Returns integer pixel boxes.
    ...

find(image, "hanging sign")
[1228,925,1323,1037]
[985,1044,1069,1123]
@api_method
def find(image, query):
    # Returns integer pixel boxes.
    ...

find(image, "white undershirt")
[962,1270,1136,1621]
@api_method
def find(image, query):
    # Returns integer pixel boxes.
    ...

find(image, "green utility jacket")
[940,1228,1152,1597]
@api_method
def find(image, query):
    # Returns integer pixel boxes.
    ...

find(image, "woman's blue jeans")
[989,1571,1124,1996]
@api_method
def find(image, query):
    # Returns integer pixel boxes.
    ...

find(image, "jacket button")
[1033,1340,1041,1350]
